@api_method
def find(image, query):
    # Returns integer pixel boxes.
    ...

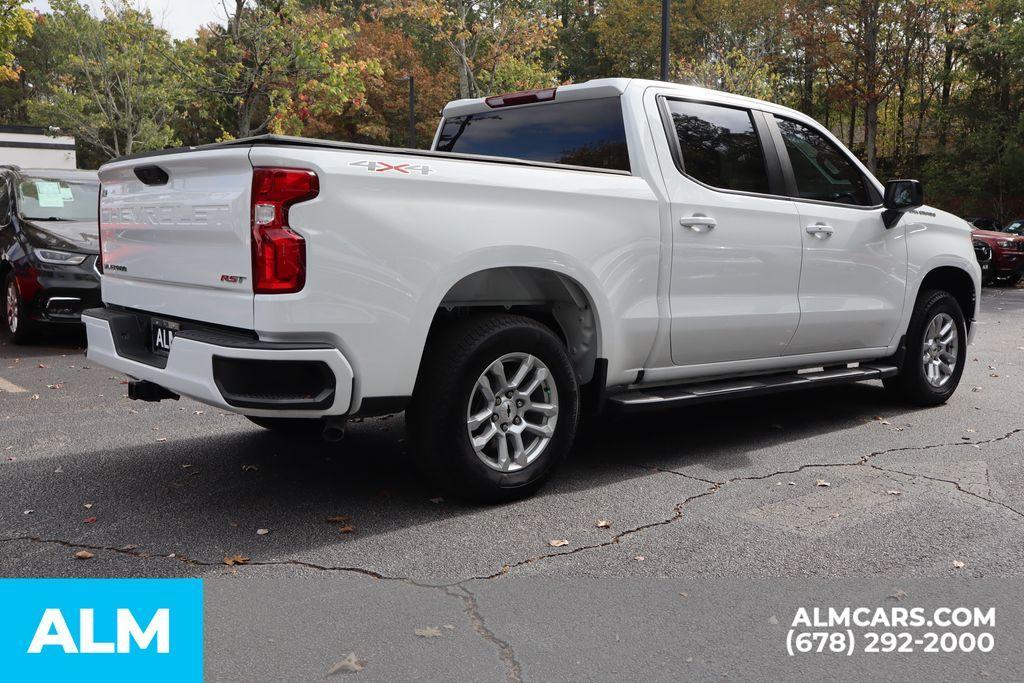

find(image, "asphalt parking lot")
[2,289,1023,679]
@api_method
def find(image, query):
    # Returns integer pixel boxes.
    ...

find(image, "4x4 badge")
[349,160,434,175]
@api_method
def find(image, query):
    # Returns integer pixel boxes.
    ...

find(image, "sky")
[28,0,227,40]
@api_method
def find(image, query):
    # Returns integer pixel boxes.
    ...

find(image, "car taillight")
[251,167,319,294]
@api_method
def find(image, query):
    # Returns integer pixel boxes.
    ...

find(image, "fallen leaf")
[47,383,63,390]
[84,503,93,509]
[415,627,442,638]
[768,615,779,625]
[193,410,205,415]
[156,438,167,443]
[548,539,569,547]
[338,524,356,534]
[596,519,612,529]
[223,554,250,566]
[634,555,645,561]
[889,589,907,601]
[327,653,365,675]
[326,515,351,523]
[83,517,97,524]
[74,550,94,560]
[679,592,688,598]
[787,481,796,486]
[241,464,259,472]
[22,510,33,515]
[952,560,965,569]
[181,463,194,469]
[815,479,831,487]
[29,394,39,401]
[256,528,269,536]
[887,490,902,496]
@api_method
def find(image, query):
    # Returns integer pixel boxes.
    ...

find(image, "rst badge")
[349,160,435,175]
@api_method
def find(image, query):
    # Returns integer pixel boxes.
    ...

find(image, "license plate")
[151,319,179,357]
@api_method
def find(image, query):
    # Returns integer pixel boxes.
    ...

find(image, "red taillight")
[251,167,319,294]
[484,87,556,108]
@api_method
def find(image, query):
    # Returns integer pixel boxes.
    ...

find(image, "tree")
[385,0,560,99]
[182,0,378,139]
[24,0,186,162]
[0,0,33,82]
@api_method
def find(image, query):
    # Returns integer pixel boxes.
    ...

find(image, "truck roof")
[441,77,817,127]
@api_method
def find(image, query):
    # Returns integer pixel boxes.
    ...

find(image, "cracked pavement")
[2,287,1023,679]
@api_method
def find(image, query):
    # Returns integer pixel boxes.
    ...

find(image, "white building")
[0,125,77,169]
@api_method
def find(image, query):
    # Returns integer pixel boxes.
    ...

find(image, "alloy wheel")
[921,312,957,388]
[465,352,559,472]
[5,280,18,334]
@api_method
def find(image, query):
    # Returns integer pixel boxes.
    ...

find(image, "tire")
[407,314,579,503]
[995,272,1022,287]
[3,271,36,344]
[883,289,967,406]
[246,416,324,436]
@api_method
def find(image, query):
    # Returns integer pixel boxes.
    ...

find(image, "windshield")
[17,176,99,222]
[1005,220,1023,235]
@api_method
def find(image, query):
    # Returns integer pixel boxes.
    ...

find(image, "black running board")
[608,364,898,410]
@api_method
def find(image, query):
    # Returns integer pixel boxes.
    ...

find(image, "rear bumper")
[83,308,354,417]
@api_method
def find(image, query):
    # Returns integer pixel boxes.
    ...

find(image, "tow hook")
[322,417,347,442]
[127,380,180,402]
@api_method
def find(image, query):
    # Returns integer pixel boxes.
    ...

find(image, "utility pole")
[660,0,670,81]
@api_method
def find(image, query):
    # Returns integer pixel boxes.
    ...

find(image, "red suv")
[971,223,1024,286]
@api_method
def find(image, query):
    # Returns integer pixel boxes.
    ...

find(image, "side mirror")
[882,179,923,229]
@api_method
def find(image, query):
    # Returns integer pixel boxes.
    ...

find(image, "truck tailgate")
[97,148,255,329]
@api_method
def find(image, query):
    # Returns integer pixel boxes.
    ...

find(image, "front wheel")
[407,314,579,503]
[883,289,967,406]
[3,272,36,344]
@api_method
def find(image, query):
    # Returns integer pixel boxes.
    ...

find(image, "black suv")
[0,166,101,342]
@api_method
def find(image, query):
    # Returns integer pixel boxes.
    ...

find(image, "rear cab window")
[435,97,630,172]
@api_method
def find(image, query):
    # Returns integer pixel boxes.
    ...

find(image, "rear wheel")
[407,314,579,503]
[3,272,36,344]
[883,289,967,406]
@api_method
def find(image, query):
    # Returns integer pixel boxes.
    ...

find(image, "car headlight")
[35,249,88,266]
[997,240,1013,249]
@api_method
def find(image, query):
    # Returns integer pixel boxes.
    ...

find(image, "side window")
[665,99,770,194]
[774,116,873,206]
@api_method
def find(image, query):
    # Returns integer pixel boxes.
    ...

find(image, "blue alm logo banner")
[0,578,203,681]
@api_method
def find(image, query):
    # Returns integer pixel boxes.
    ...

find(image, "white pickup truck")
[85,78,981,502]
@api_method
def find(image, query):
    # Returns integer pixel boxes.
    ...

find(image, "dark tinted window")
[775,116,872,206]
[436,97,629,171]
[666,100,770,193]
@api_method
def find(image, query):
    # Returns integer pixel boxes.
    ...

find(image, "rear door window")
[664,100,771,194]
[436,97,630,172]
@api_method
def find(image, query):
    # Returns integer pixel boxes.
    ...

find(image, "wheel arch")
[917,265,977,334]
[423,266,604,386]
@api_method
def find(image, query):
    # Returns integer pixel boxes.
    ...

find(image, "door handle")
[680,215,717,232]
[806,223,834,238]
